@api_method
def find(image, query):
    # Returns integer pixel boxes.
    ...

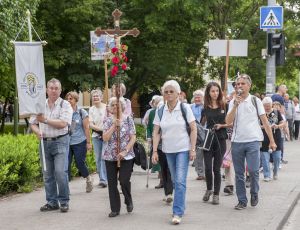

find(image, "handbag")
[199,128,215,151]
[222,149,232,168]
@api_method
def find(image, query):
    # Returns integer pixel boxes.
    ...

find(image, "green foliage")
[3,124,28,134]
[135,124,146,142]
[0,134,41,195]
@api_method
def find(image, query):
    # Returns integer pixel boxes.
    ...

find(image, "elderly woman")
[89,89,108,188]
[111,83,132,117]
[102,97,136,218]
[152,80,196,225]
[66,91,93,193]
[261,97,284,181]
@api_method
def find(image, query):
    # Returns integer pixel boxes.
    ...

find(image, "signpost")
[260,2,284,94]
[208,39,248,95]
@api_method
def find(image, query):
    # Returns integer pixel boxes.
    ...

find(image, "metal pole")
[224,40,230,96]
[26,10,32,42]
[266,0,277,94]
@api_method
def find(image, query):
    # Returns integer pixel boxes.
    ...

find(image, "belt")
[43,133,69,141]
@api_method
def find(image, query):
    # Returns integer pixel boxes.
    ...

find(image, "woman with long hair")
[201,82,228,205]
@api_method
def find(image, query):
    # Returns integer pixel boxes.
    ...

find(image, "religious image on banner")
[90,32,115,60]
[15,42,46,116]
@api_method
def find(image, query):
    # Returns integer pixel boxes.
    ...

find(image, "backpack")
[133,142,149,170]
[157,103,204,146]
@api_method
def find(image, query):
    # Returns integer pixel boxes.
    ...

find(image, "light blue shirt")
[191,103,203,122]
[70,107,88,145]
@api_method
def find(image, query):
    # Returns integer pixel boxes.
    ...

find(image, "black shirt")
[201,107,227,140]
[261,109,283,152]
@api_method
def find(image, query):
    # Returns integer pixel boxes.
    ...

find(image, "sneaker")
[273,174,278,180]
[60,204,69,213]
[281,159,288,164]
[171,215,181,225]
[40,203,59,212]
[196,176,205,180]
[251,194,258,207]
[264,177,271,182]
[155,183,164,189]
[234,202,247,210]
[224,185,234,195]
[166,195,173,204]
[108,211,119,217]
[212,195,219,205]
[98,182,107,188]
[202,190,213,202]
[86,176,93,193]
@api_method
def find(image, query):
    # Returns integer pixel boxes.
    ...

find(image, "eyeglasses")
[164,90,174,94]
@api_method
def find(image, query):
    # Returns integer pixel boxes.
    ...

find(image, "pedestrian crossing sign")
[260,6,283,29]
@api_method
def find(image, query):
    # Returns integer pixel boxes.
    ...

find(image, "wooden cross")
[94,9,140,168]
[95,9,140,48]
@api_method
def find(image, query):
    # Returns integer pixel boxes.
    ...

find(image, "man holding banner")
[30,78,72,213]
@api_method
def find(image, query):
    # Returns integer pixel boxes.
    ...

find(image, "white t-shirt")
[153,102,195,153]
[294,103,300,121]
[89,103,107,138]
[228,95,265,143]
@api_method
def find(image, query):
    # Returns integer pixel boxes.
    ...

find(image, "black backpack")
[133,142,149,170]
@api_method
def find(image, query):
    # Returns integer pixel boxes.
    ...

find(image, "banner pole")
[26,10,32,42]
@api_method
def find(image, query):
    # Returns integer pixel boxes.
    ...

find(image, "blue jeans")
[261,150,281,178]
[92,137,107,184]
[165,151,189,217]
[68,140,89,179]
[231,141,260,205]
[40,135,69,206]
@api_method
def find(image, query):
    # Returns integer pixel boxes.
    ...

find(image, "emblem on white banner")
[20,72,43,98]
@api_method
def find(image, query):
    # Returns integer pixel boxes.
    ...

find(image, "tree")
[0,0,40,132]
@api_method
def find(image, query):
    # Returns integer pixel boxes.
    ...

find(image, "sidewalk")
[0,141,299,230]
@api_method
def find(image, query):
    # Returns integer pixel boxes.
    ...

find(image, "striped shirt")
[30,97,72,138]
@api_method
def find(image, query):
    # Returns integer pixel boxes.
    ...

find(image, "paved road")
[283,200,300,230]
[1,141,300,230]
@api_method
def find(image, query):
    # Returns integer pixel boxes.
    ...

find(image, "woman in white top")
[293,96,300,140]
[152,80,197,225]
[89,89,107,187]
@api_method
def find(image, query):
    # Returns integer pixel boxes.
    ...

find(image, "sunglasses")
[164,90,174,94]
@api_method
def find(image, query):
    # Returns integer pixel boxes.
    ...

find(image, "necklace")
[167,101,178,111]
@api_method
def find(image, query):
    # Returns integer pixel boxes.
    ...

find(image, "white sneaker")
[273,175,278,180]
[264,177,271,182]
[86,176,94,193]
[171,215,181,225]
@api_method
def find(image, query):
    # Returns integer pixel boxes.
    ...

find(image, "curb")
[265,183,300,230]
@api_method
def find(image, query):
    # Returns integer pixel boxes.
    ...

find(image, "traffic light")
[267,33,285,66]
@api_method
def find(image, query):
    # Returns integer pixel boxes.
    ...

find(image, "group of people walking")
[30,74,293,225]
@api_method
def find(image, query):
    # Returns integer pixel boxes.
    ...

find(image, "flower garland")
[109,44,129,78]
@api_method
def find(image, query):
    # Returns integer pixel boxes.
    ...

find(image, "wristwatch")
[44,118,48,124]
[191,149,196,152]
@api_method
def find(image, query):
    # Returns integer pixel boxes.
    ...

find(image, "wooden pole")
[116,82,121,167]
[104,57,109,104]
[224,40,230,96]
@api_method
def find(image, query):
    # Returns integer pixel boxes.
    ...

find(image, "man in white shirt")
[226,74,276,210]
[30,78,72,213]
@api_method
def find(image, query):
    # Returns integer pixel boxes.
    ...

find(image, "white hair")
[108,97,126,112]
[262,96,273,105]
[91,89,103,97]
[162,80,181,94]
[193,89,204,97]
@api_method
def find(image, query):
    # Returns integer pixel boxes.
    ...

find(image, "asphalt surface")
[0,141,300,230]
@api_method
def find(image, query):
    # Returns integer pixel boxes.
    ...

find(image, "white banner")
[14,42,46,116]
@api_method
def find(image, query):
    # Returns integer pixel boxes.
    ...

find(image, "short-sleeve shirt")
[201,107,227,140]
[153,102,195,153]
[89,104,106,138]
[102,116,136,161]
[228,94,265,142]
[69,107,88,145]
[261,109,283,152]
[191,103,203,122]
[29,97,72,137]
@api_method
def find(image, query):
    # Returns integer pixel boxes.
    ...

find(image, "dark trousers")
[68,140,89,179]
[105,159,134,213]
[158,149,173,196]
[294,120,300,139]
[203,138,226,195]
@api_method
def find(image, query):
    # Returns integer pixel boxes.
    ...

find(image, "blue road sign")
[260,6,283,29]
